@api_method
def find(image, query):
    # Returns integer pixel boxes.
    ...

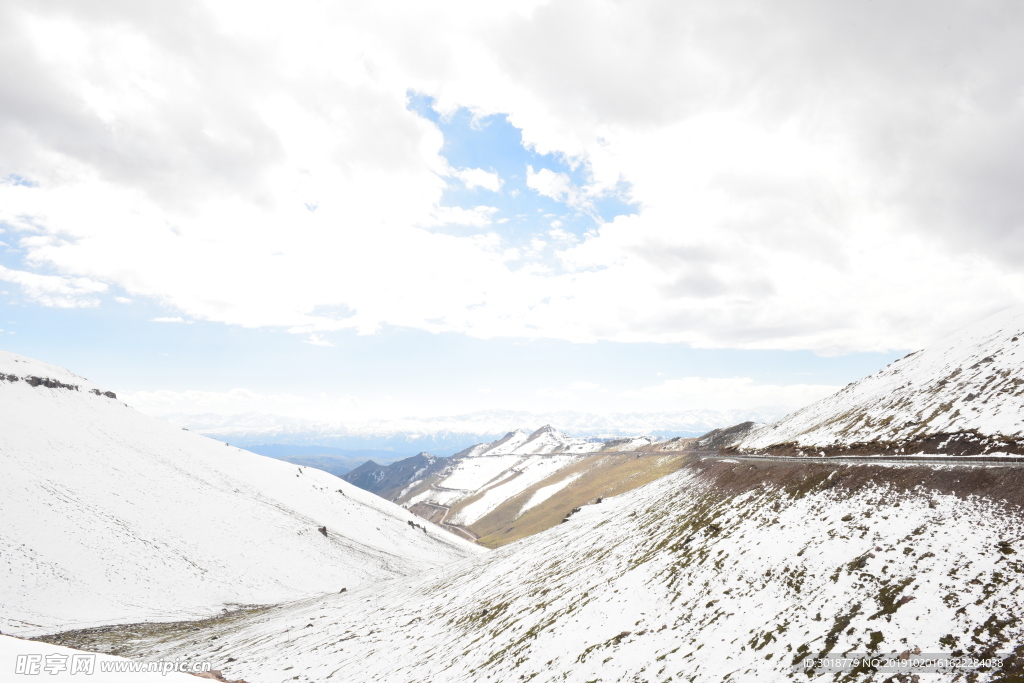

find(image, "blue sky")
[409,93,638,249]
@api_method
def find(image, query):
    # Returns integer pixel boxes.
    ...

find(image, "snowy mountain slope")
[738,307,1024,455]
[85,457,1024,682]
[416,454,585,527]
[458,425,608,456]
[380,427,615,535]
[513,425,606,455]
[0,352,481,637]
[475,428,531,455]
[346,423,754,547]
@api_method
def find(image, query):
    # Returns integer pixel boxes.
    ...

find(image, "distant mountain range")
[160,407,786,456]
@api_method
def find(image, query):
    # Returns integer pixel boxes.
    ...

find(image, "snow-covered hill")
[387,426,623,531]
[0,352,481,637]
[460,424,609,456]
[86,457,1024,682]
[345,425,720,547]
[738,307,1024,455]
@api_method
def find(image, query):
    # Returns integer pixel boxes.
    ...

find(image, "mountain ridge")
[736,306,1024,456]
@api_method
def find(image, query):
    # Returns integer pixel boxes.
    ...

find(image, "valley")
[7,307,1024,681]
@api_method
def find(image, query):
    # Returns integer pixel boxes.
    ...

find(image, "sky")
[1,0,1022,425]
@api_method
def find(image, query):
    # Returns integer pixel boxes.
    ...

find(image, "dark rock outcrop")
[26,376,79,391]
[341,452,450,499]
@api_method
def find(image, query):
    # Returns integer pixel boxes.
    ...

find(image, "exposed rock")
[25,376,80,391]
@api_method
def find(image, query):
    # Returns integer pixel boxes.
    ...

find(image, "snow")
[457,442,493,458]
[0,635,201,681]
[447,455,583,526]
[470,425,606,457]
[426,455,522,491]
[114,459,1024,683]
[482,429,532,455]
[739,306,1024,450]
[520,471,584,514]
[0,351,482,637]
[405,426,662,527]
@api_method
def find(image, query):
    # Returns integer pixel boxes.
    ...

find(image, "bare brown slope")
[393,422,757,548]
[470,451,694,548]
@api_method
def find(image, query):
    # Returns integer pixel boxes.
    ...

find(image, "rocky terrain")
[343,452,451,501]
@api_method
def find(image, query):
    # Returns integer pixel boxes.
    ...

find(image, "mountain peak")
[529,424,557,437]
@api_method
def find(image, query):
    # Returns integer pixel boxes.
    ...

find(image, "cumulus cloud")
[526,166,575,203]
[0,0,1022,354]
[452,167,502,192]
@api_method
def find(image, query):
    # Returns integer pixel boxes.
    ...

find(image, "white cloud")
[114,296,132,304]
[526,166,577,204]
[452,167,502,192]
[150,316,191,323]
[305,333,334,347]
[0,0,1022,354]
[426,205,499,227]
[623,377,841,412]
[0,266,106,308]
[548,227,575,242]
